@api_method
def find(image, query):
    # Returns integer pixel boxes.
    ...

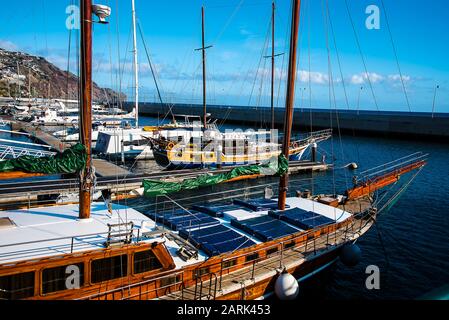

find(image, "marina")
[0,0,448,305]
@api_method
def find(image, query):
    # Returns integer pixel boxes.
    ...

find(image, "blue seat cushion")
[233,198,289,211]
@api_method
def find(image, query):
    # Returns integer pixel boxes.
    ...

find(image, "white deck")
[0,202,205,267]
[285,197,351,222]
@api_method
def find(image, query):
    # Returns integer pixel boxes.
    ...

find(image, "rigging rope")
[380,0,412,112]
[343,0,379,111]
[322,0,349,192]
[137,21,175,122]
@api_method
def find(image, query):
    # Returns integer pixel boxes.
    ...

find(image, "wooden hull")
[218,247,341,300]
[152,146,307,170]
[2,206,372,301]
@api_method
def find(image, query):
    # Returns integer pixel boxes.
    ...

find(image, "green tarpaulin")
[143,154,288,197]
[0,143,87,174]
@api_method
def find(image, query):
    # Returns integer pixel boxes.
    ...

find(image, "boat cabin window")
[160,274,181,288]
[91,254,128,283]
[284,241,295,249]
[245,253,259,262]
[133,250,163,274]
[222,259,237,269]
[266,247,279,256]
[42,262,84,294]
[193,267,210,279]
[0,271,35,300]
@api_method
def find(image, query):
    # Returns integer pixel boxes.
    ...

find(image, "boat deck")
[158,216,369,300]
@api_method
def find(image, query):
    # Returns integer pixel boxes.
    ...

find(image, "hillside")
[0,48,125,103]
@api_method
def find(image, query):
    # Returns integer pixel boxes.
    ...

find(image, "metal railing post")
[280,242,284,268]
[219,259,223,291]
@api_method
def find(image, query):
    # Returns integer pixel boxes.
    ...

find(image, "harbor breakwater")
[124,102,449,140]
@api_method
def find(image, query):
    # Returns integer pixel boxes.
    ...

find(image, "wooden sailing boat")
[0,0,427,301]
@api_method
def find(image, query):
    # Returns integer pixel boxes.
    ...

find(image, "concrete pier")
[11,121,71,152]
[92,159,132,177]
[126,102,449,140]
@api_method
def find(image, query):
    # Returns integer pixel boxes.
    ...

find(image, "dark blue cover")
[179,224,256,256]
[165,213,220,231]
[270,207,334,230]
[191,203,251,217]
[233,198,289,211]
[231,215,299,242]
[149,208,193,222]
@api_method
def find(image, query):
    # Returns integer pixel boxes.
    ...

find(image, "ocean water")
[137,116,449,299]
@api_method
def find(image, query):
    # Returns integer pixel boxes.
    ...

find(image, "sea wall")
[124,102,449,140]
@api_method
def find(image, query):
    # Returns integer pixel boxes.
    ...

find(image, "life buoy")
[167,142,175,150]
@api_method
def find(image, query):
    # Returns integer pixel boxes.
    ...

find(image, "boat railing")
[79,270,185,300]
[0,143,56,160]
[0,225,146,264]
[213,207,374,292]
[290,128,332,144]
[355,152,428,182]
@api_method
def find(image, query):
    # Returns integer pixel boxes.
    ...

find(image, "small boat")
[94,115,216,160]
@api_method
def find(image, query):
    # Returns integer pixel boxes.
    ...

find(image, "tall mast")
[79,0,93,220]
[131,0,139,127]
[278,0,301,210]
[201,6,207,130]
[194,6,212,129]
[270,1,275,130]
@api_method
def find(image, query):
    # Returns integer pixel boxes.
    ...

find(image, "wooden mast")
[278,0,301,210]
[79,0,93,220]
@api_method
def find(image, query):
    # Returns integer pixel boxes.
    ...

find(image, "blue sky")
[0,0,448,112]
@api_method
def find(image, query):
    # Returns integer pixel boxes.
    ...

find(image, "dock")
[9,121,131,177]
[0,160,331,207]
[92,159,132,177]
[11,121,71,152]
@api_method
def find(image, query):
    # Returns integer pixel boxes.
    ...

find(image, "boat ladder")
[192,272,218,300]
[104,221,134,247]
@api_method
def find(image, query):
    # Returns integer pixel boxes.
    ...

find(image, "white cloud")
[388,74,411,82]
[298,70,329,84]
[350,72,384,85]
[239,28,252,36]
